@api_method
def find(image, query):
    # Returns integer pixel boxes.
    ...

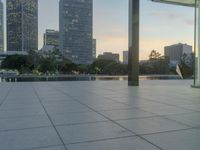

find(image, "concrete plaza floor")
[0,80,200,150]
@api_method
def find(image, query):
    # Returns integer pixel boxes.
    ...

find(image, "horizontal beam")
[151,0,195,7]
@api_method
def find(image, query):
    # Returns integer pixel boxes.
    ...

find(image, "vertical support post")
[128,0,140,86]
[194,0,200,88]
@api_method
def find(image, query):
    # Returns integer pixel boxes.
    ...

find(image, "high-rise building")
[43,29,59,48]
[98,52,120,63]
[59,0,93,64]
[123,51,128,64]
[0,0,3,51]
[164,43,192,66]
[92,39,96,60]
[7,0,38,52]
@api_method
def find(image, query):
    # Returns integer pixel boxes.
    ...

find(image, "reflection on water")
[0,75,181,82]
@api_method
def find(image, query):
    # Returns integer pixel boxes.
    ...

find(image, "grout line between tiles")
[52,85,164,150]
[32,84,69,150]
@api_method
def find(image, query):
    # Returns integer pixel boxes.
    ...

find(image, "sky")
[1,0,195,60]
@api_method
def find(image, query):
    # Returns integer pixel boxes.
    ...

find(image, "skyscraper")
[92,39,96,60]
[98,52,120,63]
[123,51,129,64]
[7,0,38,52]
[0,0,3,51]
[59,0,93,64]
[43,29,59,48]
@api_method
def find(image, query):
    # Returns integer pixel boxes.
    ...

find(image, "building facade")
[43,29,59,48]
[0,0,3,51]
[123,51,128,64]
[59,0,93,64]
[98,52,120,62]
[7,0,38,52]
[164,43,192,66]
[92,39,96,60]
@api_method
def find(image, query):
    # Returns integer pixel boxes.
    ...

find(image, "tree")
[89,58,128,75]
[38,57,57,74]
[149,50,161,60]
[179,53,194,78]
[1,55,33,73]
[77,65,89,74]
[27,50,41,71]
[139,50,169,75]
[57,59,77,74]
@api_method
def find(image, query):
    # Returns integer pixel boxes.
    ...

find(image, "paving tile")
[154,98,200,106]
[44,101,91,114]
[40,95,71,101]
[143,129,200,150]
[119,99,169,108]
[56,121,133,144]
[3,100,40,105]
[165,112,200,127]
[50,111,107,125]
[100,108,156,120]
[0,108,46,118]
[77,97,115,105]
[43,100,81,106]
[0,115,51,131]
[180,104,200,111]
[33,145,65,150]
[0,103,43,111]
[117,116,188,135]
[5,98,39,103]
[0,127,62,150]
[67,137,160,150]
[86,101,132,111]
[6,94,37,100]
[41,97,74,102]
[139,105,194,115]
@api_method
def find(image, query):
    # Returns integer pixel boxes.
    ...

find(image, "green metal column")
[194,0,200,88]
[128,0,140,86]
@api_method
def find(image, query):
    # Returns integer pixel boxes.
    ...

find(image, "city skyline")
[1,0,195,59]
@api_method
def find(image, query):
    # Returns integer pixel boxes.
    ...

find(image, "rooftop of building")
[45,29,59,33]
[0,80,200,150]
[164,43,193,49]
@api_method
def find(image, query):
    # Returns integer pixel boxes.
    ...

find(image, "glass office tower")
[7,0,38,52]
[59,0,93,64]
[0,0,3,51]
[43,29,59,48]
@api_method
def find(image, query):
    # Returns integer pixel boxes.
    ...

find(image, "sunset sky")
[1,0,195,60]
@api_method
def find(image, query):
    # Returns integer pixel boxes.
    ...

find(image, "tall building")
[164,43,192,66]
[7,0,38,52]
[123,51,128,64]
[92,39,96,60]
[59,0,93,64]
[0,0,3,51]
[43,29,59,48]
[98,52,120,62]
